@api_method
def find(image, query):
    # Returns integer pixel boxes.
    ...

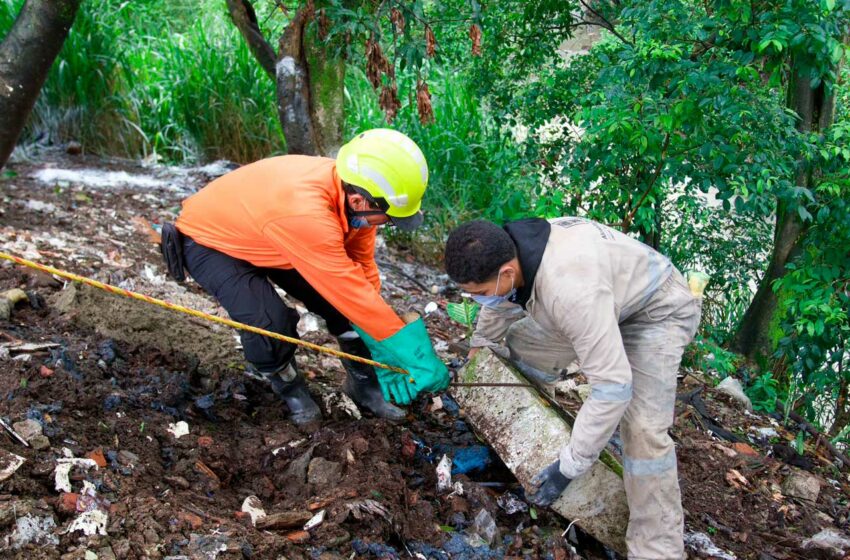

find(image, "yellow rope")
[0,251,410,376]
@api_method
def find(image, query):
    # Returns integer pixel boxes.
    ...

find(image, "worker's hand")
[526,459,572,506]
[390,318,450,394]
[353,319,449,403]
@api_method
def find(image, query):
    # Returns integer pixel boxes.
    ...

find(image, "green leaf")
[529,507,538,520]
[446,300,480,326]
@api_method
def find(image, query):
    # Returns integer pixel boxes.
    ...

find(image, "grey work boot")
[337,332,406,422]
[263,363,322,427]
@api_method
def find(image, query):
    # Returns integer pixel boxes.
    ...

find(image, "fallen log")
[450,348,629,556]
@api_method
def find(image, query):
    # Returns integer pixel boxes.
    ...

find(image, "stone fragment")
[782,470,821,502]
[307,457,342,487]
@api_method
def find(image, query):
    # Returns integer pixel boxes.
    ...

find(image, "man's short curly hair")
[444,220,516,284]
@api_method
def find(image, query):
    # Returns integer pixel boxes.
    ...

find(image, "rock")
[2,289,28,306]
[715,377,753,411]
[117,450,139,466]
[284,446,315,485]
[802,528,850,558]
[0,499,33,527]
[12,419,43,442]
[164,475,190,489]
[255,511,312,531]
[307,457,342,487]
[0,299,11,321]
[451,348,629,555]
[782,470,821,502]
[97,547,117,560]
[30,435,51,451]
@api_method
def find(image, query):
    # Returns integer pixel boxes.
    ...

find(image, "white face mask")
[470,271,516,308]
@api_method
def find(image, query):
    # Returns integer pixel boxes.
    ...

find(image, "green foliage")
[345,66,534,240]
[746,372,780,413]
[686,337,741,379]
[1,0,283,162]
[446,298,481,340]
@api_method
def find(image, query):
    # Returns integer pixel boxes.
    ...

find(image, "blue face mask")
[349,216,371,229]
[471,271,516,308]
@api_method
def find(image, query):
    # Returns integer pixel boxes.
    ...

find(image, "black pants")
[182,236,351,373]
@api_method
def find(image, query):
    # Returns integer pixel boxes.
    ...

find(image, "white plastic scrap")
[271,438,306,456]
[167,421,190,439]
[33,168,167,190]
[0,451,25,482]
[436,454,452,493]
[240,495,267,527]
[54,458,98,493]
[684,532,737,560]
[424,301,438,315]
[304,509,325,531]
[322,391,362,420]
[65,509,108,536]
[7,514,59,549]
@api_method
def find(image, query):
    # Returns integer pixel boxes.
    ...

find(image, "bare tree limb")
[225,0,278,79]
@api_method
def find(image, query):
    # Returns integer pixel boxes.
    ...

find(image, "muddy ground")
[0,149,847,559]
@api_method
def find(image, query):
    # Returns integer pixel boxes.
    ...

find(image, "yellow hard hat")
[336,128,428,231]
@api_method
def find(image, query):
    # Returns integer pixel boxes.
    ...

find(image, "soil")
[0,149,847,559]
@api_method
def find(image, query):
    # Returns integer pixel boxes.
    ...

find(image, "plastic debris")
[496,492,528,515]
[451,446,492,475]
[240,495,267,527]
[715,377,753,411]
[322,391,362,420]
[468,509,499,547]
[424,301,438,315]
[684,532,736,560]
[802,528,850,557]
[167,421,190,439]
[7,514,59,549]
[188,532,229,560]
[65,509,108,536]
[345,499,391,521]
[303,509,325,531]
[436,454,453,493]
[0,449,25,482]
[54,458,98,493]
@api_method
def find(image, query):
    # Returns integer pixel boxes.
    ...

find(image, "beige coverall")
[471,217,701,560]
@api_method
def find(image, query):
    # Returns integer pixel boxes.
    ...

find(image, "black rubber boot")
[337,335,407,422]
[264,363,322,427]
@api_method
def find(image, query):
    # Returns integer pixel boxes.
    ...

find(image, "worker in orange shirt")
[160,129,449,426]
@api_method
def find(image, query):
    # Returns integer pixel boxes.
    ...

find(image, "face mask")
[471,271,516,308]
[349,216,371,229]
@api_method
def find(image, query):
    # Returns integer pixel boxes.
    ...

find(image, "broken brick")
[86,448,107,468]
[285,530,310,543]
[732,442,760,457]
[197,436,213,447]
[177,511,203,530]
[56,492,79,514]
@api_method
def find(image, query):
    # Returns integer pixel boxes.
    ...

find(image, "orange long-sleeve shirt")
[175,155,405,341]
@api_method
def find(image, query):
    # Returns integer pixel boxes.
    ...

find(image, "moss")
[599,450,624,478]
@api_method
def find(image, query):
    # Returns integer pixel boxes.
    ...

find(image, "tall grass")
[1,0,283,163]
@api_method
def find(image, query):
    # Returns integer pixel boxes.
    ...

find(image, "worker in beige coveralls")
[444,217,702,560]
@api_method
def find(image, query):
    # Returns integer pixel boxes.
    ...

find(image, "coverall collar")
[503,218,551,309]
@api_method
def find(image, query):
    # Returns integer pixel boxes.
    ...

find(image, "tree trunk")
[731,63,837,362]
[226,0,343,157]
[0,0,82,169]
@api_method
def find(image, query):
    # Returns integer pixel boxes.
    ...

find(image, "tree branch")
[578,0,633,46]
[622,132,671,230]
[225,0,278,79]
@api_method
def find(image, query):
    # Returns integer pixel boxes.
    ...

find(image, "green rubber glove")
[353,318,449,404]
[352,325,418,405]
